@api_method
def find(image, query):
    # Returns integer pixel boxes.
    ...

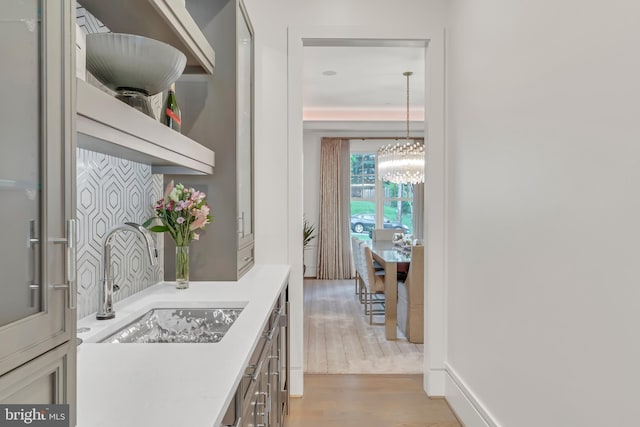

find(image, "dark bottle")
[162,83,181,132]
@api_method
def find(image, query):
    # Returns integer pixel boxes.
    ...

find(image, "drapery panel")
[412,182,425,240]
[316,138,353,279]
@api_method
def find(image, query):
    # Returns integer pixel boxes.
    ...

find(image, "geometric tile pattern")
[76,148,164,319]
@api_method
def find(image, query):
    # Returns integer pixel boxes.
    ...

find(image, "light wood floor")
[304,279,424,374]
[286,374,461,427]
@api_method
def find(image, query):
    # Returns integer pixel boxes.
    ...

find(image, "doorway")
[287,29,447,397]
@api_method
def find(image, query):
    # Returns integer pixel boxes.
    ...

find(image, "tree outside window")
[349,152,414,239]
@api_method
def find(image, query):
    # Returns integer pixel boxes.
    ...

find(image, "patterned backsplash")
[76,148,164,319]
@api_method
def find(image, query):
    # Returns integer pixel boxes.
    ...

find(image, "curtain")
[316,138,353,279]
[412,182,425,240]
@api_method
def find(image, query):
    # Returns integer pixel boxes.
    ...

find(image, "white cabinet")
[0,0,76,422]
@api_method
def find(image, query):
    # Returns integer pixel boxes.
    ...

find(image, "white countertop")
[76,264,290,427]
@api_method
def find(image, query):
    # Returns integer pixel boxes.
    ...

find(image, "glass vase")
[175,245,190,289]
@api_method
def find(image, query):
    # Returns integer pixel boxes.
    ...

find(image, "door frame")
[287,25,448,396]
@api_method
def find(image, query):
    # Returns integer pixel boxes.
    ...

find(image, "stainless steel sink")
[100,308,243,343]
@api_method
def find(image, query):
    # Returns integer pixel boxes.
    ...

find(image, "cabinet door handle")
[66,219,77,285]
[242,256,253,262]
[27,220,39,307]
[51,219,77,309]
[238,212,245,238]
[267,313,281,341]
[256,391,269,422]
[252,358,266,382]
[245,364,258,379]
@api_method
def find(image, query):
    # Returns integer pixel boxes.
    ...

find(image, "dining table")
[368,240,411,340]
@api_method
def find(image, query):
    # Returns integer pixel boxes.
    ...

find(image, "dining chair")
[351,236,363,296]
[362,245,386,325]
[371,228,397,241]
[355,240,371,304]
[397,245,424,343]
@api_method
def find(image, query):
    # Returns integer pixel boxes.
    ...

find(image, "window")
[350,151,414,239]
[350,153,376,236]
[382,182,413,234]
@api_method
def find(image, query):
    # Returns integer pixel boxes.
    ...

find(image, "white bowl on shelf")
[86,33,186,96]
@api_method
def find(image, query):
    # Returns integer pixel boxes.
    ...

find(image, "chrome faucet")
[96,222,158,320]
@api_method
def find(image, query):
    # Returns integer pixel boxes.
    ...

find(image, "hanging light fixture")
[377,71,425,184]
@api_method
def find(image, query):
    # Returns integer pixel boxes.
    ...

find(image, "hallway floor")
[304,279,423,373]
[286,374,461,427]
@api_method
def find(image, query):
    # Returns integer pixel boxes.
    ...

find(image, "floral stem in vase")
[144,181,213,290]
[176,245,190,289]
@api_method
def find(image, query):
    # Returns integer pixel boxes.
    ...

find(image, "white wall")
[243,0,448,396]
[302,130,321,278]
[285,0,447,27]
[446,1,640,426]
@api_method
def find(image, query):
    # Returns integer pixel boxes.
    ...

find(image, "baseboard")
[444,363,499,427]
[424,368,445,396]
[303,266,318,278]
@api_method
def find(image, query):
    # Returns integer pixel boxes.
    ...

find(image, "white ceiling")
[303,46,425,122]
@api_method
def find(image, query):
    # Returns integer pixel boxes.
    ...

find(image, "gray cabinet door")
[0,342,75,425]
[0,0,75,377]
[0,342,74,403]
[236,0,254,250]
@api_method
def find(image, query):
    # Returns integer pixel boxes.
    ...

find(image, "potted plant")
[303,217,316,274]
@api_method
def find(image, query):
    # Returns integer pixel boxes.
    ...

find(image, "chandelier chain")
[376,71,424,185]
[406,71,410,140]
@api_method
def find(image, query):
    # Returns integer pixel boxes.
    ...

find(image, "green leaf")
[148,225,169,233]
[142,217,155,228]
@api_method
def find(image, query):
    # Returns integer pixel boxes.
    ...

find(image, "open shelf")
[79,0,215,74]
[76,79,214,175]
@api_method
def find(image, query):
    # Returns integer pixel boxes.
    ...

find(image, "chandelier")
[377,71,425,184]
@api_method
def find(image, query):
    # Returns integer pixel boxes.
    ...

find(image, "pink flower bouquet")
[144,180,212,246]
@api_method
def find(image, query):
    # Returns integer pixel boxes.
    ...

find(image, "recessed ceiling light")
[322,70,337,76]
